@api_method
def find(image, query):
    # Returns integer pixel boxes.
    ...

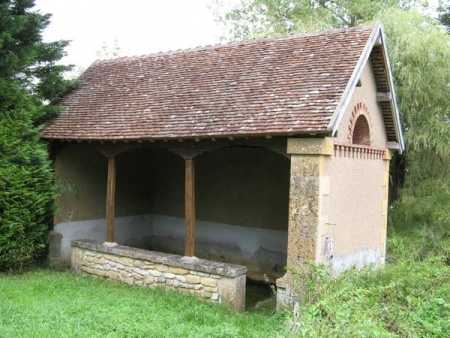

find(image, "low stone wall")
[71,239,247,312]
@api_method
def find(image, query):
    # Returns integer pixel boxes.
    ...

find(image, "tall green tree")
[379,9,450,234]
[0,0,75,271]
[439,3,450,31]
[213,1,450,235]
[213,0,417,40]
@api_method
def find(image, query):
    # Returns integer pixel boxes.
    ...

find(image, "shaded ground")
[245,279,276,314]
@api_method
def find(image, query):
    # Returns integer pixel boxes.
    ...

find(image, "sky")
[34,0,233,70]
[34,0,443,71]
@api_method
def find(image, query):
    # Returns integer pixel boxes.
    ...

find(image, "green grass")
[287,221,450,337]
[1,221,449,337]
[0,269,285,338]
[291,256,450,337]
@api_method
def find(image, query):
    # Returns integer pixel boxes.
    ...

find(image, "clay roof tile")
[42,25,375,141]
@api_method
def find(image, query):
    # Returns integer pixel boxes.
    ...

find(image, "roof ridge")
[92,24,375,66]
[44,23,379,142]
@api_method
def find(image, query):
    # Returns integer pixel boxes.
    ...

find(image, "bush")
[0,111,54,271]
[282,225,450,337]
[282,256,450,337]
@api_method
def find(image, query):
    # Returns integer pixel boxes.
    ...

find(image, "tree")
[96,37,123,59]
[212,0,417,40]
[0,0,75,271]
[213,1,450,234]
[439,3,450,31]
[378,9,450,233]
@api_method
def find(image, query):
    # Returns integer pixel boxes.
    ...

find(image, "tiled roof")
[42,25,376,141]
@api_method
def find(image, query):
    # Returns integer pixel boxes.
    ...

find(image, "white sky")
[34,0,232,70]
[35,0,442,71]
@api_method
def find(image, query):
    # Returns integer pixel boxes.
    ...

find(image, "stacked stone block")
[71,239,246,311]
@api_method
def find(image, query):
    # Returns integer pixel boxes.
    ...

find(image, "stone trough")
[71,239,247,312]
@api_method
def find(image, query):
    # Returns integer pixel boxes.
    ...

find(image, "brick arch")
[348,103,372,146]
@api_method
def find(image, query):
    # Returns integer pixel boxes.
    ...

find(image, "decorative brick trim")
[334,143,386,160]
[348,103,373,145]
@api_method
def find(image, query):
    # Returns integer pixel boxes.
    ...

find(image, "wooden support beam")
[105,156,116,243]
[184,157,196,256]
[376,92,392,102]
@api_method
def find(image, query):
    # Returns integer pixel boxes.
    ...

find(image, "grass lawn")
[0,269,285,338]
[1,223,449,337]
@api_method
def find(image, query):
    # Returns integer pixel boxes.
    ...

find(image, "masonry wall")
[71,239,247,312]
[52,144,289,282]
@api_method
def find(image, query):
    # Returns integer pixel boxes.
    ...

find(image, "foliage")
[281,239,450,337]
[96,37,123,59]
[0,111,54,271]
[0,0,75,271]
[212,0,418,40]
[438,2,450,31]
[381,8,450,234]
[0,269,285,337]
[293,259,449,337]
[212,4,450,336]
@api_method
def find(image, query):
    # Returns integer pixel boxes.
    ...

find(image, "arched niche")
[348,103,372,146]
[352,114,371,146]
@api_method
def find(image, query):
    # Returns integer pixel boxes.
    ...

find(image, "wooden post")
[105,156,116,243]
[184,156,196,256]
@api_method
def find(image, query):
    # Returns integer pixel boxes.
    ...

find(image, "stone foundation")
[71,239,247,312]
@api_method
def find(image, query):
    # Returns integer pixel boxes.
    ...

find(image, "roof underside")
[42,26,376,141]
[370,44,397,143]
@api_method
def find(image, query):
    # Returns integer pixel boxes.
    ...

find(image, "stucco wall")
[321,154,387,271]
[55,145,108,223]
[55,146,157,223]
[52,145,289,282]
[196,148,289,231]
[320,61,390,272]
[51,214,287,281]
[335,62,388,147]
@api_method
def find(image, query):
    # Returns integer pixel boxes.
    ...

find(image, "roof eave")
[41,129,332,144]
[378,24,405,153]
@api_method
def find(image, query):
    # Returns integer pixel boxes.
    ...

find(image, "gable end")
[328,22,404,153]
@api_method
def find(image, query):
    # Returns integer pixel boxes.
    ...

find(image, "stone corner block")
[275,273,298,310]
[384,149,393,160]
[218,274,246,313]
[287,138,333,155]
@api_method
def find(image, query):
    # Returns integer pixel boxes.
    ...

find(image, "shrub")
[0,111,54,271]
[0,0,75,271]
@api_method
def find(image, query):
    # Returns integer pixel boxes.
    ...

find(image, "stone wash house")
[43,22,404,310]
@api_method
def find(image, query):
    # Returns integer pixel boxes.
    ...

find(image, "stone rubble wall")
[71,239,247,312]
